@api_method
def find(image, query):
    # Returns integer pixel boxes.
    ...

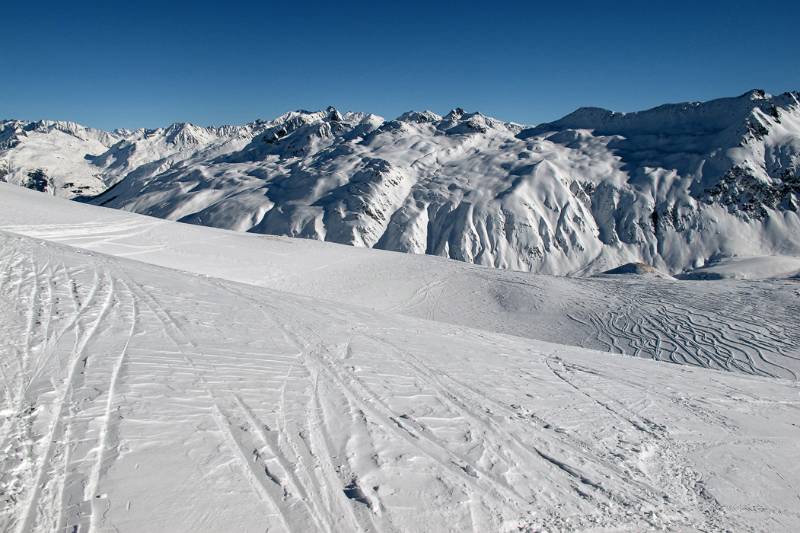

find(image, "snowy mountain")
[3,90,800,275]
[1,184,799,532]
[0,120,123,197]
[0,119,269,199]
[85,121,270,190]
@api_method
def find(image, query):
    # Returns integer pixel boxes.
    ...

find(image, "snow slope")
[1,220,799,532]
[676,255,800,280]
[2,184,799,382]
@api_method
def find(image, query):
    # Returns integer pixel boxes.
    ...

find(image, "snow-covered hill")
[3,90,800,275]
[1,185,799,532]
[3,183,798,381]
[86,121,270,191]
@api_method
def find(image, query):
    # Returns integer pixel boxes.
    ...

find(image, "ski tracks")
[124,275,328,532]
[15,268,116,533]
[0,235,142,533]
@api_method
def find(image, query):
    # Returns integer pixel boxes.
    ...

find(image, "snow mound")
[599,262,673,278]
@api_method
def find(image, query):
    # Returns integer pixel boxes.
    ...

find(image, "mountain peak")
[445,107,466,120]
[396,110,442,124]
[326,106,343,122]
[4,90,800,280]
[741,88,770,100]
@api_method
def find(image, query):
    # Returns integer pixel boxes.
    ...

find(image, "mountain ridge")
[2,89,799,275]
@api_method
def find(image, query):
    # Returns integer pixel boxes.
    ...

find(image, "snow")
[0,120,122,197]
[83,90,800,275]
[598,262,673,278]
[0,188,799,531]
[0,119,269,199]
[2,90,800,530]
[677,255,800,280]
[4,91,800,277]
[2,184,798,380]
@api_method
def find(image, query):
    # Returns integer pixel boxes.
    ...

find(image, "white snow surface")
[1,183,800,531]
[0,120,123,197]
[2,184,798,379]
[677,255,800,280]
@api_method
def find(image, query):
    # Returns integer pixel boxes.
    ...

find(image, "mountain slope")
[1,205,799,532]
[0,119,269,199]
[4,90,800,274]
[89,90,800,274]
[0,120,122,197]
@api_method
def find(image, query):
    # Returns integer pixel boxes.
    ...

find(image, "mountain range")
[2,89,799,275]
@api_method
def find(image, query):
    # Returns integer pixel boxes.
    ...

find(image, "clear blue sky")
[2,0,798,130]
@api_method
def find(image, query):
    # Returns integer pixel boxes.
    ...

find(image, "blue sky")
[2,0,798,130]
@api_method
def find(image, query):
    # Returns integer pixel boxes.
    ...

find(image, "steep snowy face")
[91,107,608,273]
[521,89,800,192]
[517,90,800,272]
[90,92,800,274]
[6,90,800,274]
[84,120,270,191]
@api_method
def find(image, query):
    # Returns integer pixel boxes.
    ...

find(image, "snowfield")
[1,185,800,532]
[2,185,798,380]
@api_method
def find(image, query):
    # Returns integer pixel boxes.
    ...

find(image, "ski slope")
[1,218,800,531]
[2,184,799,380]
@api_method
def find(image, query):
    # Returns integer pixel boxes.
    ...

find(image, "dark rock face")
[703,166,800,217]
[25,169,50,193]
[602,262,660,275]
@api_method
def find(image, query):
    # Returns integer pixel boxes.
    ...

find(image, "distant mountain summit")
[2,90,799,275]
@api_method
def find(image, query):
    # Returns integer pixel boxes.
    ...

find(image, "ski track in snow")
[1,230,799,532]
[2,217,799,382]
[1,183,799,382]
